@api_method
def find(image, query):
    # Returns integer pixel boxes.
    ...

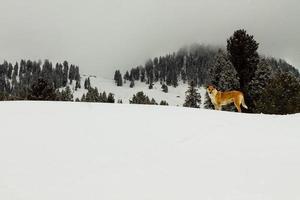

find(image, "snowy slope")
[0,101,300,200]
[71,75,205,107]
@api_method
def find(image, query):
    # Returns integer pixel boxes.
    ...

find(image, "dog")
[207,85,248,112]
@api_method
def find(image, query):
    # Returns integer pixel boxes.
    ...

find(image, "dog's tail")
[241,96,248,109]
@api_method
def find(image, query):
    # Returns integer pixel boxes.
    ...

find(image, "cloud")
[0,0,299,77]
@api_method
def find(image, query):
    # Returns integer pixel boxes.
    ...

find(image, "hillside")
[0,101,299,200]
[72,75,207,107]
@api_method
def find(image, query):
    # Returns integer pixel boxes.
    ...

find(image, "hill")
[73,75,207,106]
[0,101,299,200]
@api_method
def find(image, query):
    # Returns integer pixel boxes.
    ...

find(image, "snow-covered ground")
[0,101,299,200]
[72,75,203,106]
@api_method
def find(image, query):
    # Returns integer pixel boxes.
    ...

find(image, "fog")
[0,0,299,77]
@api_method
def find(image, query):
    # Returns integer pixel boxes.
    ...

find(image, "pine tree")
[27,78,57,101]
[227,29,259,90]
[84,78,91,89]
[160,100,169,106]
[114,70,123,86]
[60,86,73,101]
[107,93,115,103]
[255,72,300,114]
[247,59,273,113]
[130,79,135,88]
[81,94,86,102]
[130,91,152,104]
[161,84,168,93]
[75,80,81,91]
[183,81,201,108]
[150,98,157,105]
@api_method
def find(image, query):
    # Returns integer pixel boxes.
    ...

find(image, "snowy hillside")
[0,101,300,200]
[71,75,207,107]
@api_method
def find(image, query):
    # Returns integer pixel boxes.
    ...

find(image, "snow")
[0,101,299,200]
[72,75,190,106]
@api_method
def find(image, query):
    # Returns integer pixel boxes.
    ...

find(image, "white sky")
[0,0,299,77]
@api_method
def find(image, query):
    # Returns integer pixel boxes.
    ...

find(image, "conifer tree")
[256,72,300,114]
[247,59,273,113]
[160,100,169,106]
[107,93,115,103]
[183,81,201,108]
[130,79,135,88]
[227,29,259,90]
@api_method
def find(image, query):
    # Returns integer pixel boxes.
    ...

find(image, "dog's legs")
[215,104,222,111]
[234,101,241,112]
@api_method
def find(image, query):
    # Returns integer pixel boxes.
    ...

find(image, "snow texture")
[0,101,299,200]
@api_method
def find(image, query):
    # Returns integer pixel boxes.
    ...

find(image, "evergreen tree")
[27,78,57,101]
[130,79,135,88]
[107,93,115,103]
[84,78,91,89]
[227,29,259,90]
[60,86,73,101]
[81,94,86,102]
[114,70,123,86]
[150,98,157,105]
[100,91,107,102]
[148,82,153,89]
[247,59,273,113]
[130,91,152,104]
[183,81,201,108]
[159,100,169,106]
[255,72,300,114]
[161,84,168,93]
[75,80,81,90]
[62,61,69,87]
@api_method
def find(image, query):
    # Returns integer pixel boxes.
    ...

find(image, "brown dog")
[207,85,248,112]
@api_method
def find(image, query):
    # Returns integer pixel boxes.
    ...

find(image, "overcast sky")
[0,0,299,77]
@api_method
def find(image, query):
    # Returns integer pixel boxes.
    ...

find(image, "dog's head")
[207,85,216,95]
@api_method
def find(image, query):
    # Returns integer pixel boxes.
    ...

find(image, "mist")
[0,0,299,78]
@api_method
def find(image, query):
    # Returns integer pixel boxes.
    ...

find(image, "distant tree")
[60,86,73,101]
[62,61,69,87]
[114,70,123,86]
[84,78,91,89]
[161,84,168,93]
[159,100,169,106]
[145,59,154,85]
[107,93,115,103]
[183,81,201,108]
[81,94,86,102]
[148,82,153,90]
[130,79,135,88]
[100,91,107,102]
[27,78,57,101]
[130,91,152,104]
[75,80,81,91]
[150,98,157,105]
[124,71,130,81]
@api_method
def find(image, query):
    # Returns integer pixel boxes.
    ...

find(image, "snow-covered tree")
[183,81,201,108]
